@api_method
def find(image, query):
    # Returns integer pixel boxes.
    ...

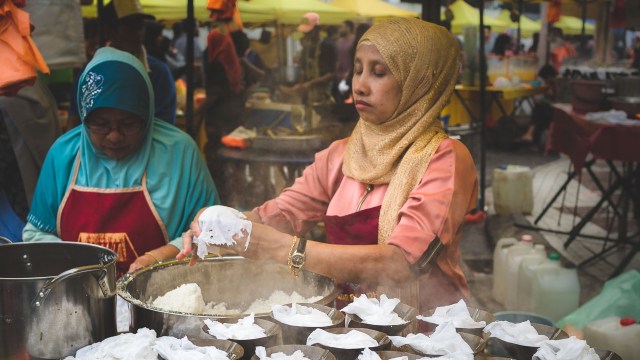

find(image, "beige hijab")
[343,17,461,244]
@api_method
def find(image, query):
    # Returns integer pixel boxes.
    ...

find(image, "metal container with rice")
[117,256,338,338]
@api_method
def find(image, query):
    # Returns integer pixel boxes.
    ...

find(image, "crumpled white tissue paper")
[195,205,252,259]
[483,320,549,347]
[154,336,230,360]
[417,299,485,329]
[389,321,473,358]
[204,313,267,340]
[306,328,378,349]
[271,303,333,327]
[341,294,405,326]
[63,328,158,360]
[533,336,600,360]
[255,346,311,360]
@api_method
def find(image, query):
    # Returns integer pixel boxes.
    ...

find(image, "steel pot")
[118,256,338,339]
[0,242,117,359]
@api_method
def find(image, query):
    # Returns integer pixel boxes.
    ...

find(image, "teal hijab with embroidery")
[28,47,219,244]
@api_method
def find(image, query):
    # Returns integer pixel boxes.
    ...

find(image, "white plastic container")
[584,317,640,360]
[515,248,549,312]
[492,237,518,304]
[492,165,534,215]
[505,243,546,311]
[531,253,580,322]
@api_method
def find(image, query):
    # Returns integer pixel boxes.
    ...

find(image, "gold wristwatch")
[288,236,307,276]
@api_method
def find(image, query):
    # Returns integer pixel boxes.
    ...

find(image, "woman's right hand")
[176,207,208,265]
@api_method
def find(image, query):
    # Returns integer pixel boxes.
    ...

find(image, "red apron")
[324,206,381,309]
[58,155,168,277]
[324,205,463,313]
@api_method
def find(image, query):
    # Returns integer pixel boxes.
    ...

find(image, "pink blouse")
[253,138,478,299]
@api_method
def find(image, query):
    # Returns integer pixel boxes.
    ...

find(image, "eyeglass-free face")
[85,107,146,160]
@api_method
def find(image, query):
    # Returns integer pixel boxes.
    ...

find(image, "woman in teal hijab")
[24,47,219,276]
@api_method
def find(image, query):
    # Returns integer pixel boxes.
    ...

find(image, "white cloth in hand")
[255,346,311,360]
[204,313,266,340]
[483,320,549,347]
[341,294,405,326]
[417,299,485,329]
[271,303,333,327]
[306,328,378,349]
[195,205,252,259]
[154,336,230,360]
[389,322,473,357]
[533,337,600,360]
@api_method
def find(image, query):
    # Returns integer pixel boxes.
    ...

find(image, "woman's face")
[352,44,401,125]
[85,108,146,160]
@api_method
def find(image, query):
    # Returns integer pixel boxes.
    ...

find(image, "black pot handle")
[31,264,113,307]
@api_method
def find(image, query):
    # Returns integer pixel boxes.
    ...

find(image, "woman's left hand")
[127,253,156,273]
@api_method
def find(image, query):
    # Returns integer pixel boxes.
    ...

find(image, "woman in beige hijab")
[180,17,478,312]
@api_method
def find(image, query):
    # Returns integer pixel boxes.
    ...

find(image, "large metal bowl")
[117,257,338,338]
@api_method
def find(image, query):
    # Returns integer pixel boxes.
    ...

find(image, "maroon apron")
[324,205,464,313]
[58,155,168,277]
[324,205,381,309]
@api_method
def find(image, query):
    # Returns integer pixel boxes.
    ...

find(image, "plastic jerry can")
[515,248,549,312]
[505,244,547,311]
[492,237,518,304]
[531,253,580,322]
[492,165,534,215]
[584,317,640,360]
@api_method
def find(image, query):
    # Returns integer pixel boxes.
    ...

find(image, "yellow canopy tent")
[328,0,418,20]
[493,10,540,38]
[247,0,354,25]
[446,0,509,35]
[81,0,276,23]
[554,15,595,36]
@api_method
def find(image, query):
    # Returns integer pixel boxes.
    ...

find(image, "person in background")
[516,64,558,151]
[289,12,337,105]
[336,20,355,83]
[180,18,478,313]
[173,18,203,86]
[231,30,266,90]
[631,36,640,72]
[23,47,219,277]
[549,27,576,71]
[0,78,62,225]
[491,33,515,56]
[67,0,177,127]
[201,0,246,201]
[144,19,186,81]
[528,32,539,54]
[482,25,492,55]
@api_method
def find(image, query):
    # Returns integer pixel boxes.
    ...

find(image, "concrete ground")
[459,146,640,321]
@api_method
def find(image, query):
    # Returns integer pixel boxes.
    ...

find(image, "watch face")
[291,253,305,267]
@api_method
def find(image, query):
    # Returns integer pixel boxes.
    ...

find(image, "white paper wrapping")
[63,328,158,360]
[272,303,333,327]
[195,206,252,259]
[306,329,378,349]
[416,299,485,329]
[533,337,600,360]
[204,314,267,340]
[388,322,473,358]
[341,294,405,326]
[483,320,549,347]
